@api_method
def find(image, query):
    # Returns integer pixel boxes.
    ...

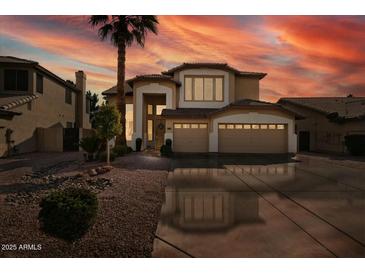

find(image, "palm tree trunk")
[117,40,126,145]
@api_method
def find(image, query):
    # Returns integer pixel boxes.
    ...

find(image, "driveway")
[153,154,365,257]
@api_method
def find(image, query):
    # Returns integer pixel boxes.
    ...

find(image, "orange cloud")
[1,16,364,100]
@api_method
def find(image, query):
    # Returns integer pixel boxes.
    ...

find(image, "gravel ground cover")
[0,152,169,257]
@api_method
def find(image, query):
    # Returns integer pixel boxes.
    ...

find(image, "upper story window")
[156,105,166,115]
[65,88,72,105]
[36,73,43,94]
[4,69,28,92]
[184,76,223,102]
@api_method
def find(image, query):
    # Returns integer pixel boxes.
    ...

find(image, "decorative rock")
[89,169,98,177]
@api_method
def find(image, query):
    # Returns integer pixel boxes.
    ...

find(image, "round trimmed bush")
[38,187,98,241]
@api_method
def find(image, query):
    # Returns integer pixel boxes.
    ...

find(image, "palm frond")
[89,15,109,27]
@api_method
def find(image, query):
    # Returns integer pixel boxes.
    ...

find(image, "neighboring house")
[0,56,91,157]
[102,62,298,154]
[278,97,365,154]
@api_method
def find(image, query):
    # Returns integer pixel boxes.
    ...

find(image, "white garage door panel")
[218,124,288,153]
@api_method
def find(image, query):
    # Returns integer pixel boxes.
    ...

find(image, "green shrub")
[38,188,98,241]
[98,151,116,162]
[113,144,128,156]
[136,138,142,152]
[160,139,173,157]
[345,134,365,156]
[113,144,133,156]
[165,138,172,147]
[79,135,101,161]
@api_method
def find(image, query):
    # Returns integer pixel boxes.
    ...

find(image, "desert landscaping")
[0,152,169,257]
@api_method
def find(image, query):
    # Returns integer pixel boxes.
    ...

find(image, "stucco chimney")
[75,71,90,129]
[75,70,86,93]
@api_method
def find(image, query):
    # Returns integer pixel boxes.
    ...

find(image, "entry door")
[299,131,310,151]
[155,118,166,150]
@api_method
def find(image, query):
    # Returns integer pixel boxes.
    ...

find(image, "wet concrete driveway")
[152,155,365,257]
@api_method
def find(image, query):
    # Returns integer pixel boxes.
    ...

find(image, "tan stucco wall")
[235,76,260,101]
[106,95,133,106]
[279,102,365,154]
[0,75,78,156]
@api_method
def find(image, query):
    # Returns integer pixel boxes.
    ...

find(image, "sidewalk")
[295,152,365,170]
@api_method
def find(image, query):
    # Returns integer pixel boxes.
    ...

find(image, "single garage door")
[173,123,208,153]
[218,123,288,153]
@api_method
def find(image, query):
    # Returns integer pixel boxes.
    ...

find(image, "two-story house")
[102,63,298,154]
[0,56,91,156]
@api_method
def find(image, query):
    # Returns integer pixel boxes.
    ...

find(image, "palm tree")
[89,15,159,145]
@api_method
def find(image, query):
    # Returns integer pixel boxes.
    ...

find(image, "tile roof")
[278,97,365,120]
[161,108,218,118]
[126,74,181,86]
[161,99,302,118]
[0,108,21,118]
[0,56,37,64]
[101,83,133,96]
[162,62,267,79]
[0,94,39,110]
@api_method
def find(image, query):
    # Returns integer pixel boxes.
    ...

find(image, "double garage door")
[173,123,208,153]
[173,122,288,153]
[218,123,288,153]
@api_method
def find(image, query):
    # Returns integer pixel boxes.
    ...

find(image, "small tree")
[86,91,99,129]
[95,104,121,165]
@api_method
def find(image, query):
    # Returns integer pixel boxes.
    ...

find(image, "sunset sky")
[1,15,365,102]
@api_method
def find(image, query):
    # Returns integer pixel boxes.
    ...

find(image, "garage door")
[173,123,208,153]
[218,123,288,153]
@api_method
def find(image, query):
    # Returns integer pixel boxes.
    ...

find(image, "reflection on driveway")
[153,156,365,258]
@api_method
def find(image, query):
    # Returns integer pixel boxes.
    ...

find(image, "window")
[184,76,224,101]
[194,78,204,100]
[126,104,133,141]
[215,78,223,101]
[185,78,193,100]
[269,124,276,129]
[147,120,153,141]
[244,124,251,129]
[174,123,207,129]
[252,124,259,129]
[36,73,43,93]
[219,124,226,129]
[235,124,243,129]
[4,69,28,91]
[226,124,234,129]
[65,89,72,104]
[147,104,153,115]
[260,124,268,129]
[277,124,285,130]
[204,78,213,100]
[156,105,166,115]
